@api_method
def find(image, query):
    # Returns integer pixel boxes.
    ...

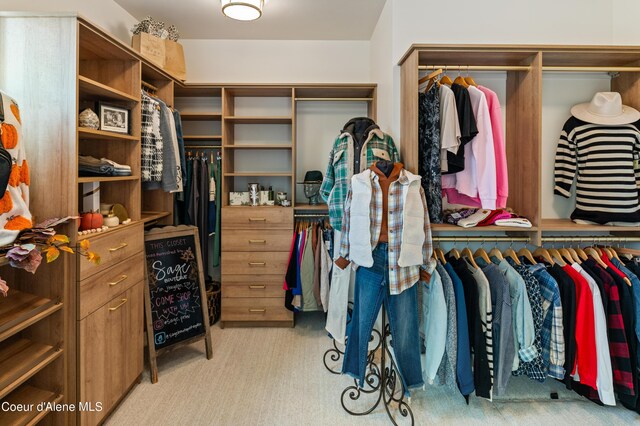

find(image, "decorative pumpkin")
[8,164,19,187]
[19,160,29,186]
[10,102,20,124]
[0,191,12,214]
[4,215,31,231]
[0,123,18,149]
[79,211,103,231]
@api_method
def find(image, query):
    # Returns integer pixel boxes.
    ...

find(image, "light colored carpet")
[106,312,639,425]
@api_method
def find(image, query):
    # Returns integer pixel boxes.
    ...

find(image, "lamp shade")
[221,0,264,21]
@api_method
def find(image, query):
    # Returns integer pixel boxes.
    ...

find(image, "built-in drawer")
[221,297,293,322]
[221,251,289,275]
[222,274,284,284]
[79,251,144,319]
[222,229,292,252]
[221,207,293,230]
[222,283,284,298]
[79,222,144,280]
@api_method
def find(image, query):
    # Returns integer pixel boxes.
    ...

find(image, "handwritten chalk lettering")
[166,238,187,247]
[152,260,191,282]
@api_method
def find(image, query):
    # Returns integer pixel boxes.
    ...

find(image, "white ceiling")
[114,0,387,40]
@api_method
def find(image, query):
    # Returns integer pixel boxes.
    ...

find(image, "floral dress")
[418,84,442,223]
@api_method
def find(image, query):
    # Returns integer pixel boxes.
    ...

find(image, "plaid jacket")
[320,128,400,230]
[339,168,433,295]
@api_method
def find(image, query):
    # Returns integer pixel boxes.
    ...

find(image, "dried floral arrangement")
[131,16,180,41]
[0,216,101,296]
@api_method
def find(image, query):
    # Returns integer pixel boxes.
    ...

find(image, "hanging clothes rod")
[432,236,530,243]
[419,65,531,71]
[541,236,640,243]
[184,145,222,149]
[295,213,329,218]
[543,66,640,72]
[294,97,374,102]
[141,80,159,92]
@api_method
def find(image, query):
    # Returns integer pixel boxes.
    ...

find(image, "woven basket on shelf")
[206,281,221,325]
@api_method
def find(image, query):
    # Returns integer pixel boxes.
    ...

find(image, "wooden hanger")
[503,247,521,265]
[548,248,567,266]
[453,75,469,88]
[574,246,588,261]
[608,245,622,262]
[567,247,582,264]
[559,247,577,264]
[518,247,536,265]
[448,247,460,259]
[462,247,479,269]
[439,68,453,86]
[474,247,491,266]
[434,247,447,265]
[418,68,442,86]
[585,247,608,268]
[615,246,640,259]
[533,247,554,265]
[489,247,504,261]
[464,67,478,87]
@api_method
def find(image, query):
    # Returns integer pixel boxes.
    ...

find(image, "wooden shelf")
[0,339,62,400]
[0,290,62,343]
[141,211,171,224]
[294,204,328,211]
[223,144,292,150]
[78,75,139,102]
[224,116,292,124]
[431,224,538,232]
[180,112,222,121]
[78,175,139,183]
[541,218,640,232]
[0,384,63,425]
[183,135,222,141]
[78,128,139,142]
[224,172,292,177]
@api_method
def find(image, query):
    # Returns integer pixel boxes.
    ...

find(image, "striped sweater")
[554,116,640,224]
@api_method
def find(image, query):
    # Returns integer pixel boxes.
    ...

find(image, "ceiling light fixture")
[221,0,264,21]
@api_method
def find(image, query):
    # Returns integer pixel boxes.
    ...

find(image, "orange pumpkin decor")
[0,191,12,214]
[19,160,30,186]
[8,164,20,188]
[10,102,21,124]
[79,211,103,231]
[4,215,31,231]
[0,123,18,149]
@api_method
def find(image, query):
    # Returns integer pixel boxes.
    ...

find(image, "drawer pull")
[109,242,128,252]
[249,285,266,289]
[249,308,266,313]
[248,262,266,266]
[108,275,128,286]
[249,239,266,244]
[108,298,128,311]
[248,217,267,222]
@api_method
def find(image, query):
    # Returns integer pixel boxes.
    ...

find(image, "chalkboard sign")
[144,226,212,383]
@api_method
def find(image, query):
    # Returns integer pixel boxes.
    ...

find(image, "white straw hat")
[571,92,640,125]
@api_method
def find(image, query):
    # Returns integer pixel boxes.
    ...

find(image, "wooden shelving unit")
[541,218,640,233]
[183,135,222,141]
[78,75,139,102]
[431,224,538,232]
[141,211,171,224]
[78,175,139,183]
[224,172,292,177]
[0,290,61,342]
[224,116,292,124]
[78,128,139,142]
[224,144,292,150]
[293,204,328,211]
[180,112,222,121]
[0,384,63,425]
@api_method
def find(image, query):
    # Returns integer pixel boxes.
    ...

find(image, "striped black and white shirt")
[554,116,640,224]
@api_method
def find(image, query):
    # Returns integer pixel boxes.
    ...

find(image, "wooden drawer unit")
[221,297,293,322]
[222,274,284,284]
[222,229,291,252]
[221,251,289,275]
[79,282,144,425]
[79,251,144,319]
[222,283,284,298]
[222,206,293,229]
[79,222,144,280]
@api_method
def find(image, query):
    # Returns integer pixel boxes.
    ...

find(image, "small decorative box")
[229,191,250,206]
[259,191,270,205]
[82,182,100,212]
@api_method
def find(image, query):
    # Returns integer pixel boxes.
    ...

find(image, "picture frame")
[98,102,130,134]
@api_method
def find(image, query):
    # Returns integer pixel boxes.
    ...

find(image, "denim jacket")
[320,119,399,230]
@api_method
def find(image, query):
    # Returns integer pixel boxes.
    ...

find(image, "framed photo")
[98,102,130,134]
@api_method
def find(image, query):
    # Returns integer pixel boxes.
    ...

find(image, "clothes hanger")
[464,65,478,87]
[574,245,588,261]
[547,246,567,267]
[489,247,504,261]
[434,247,447,265]
[439,66,453,86]
[518,246,536,265]
[585,246,608,269]
[453,66,469,88]
[567,247,582,264]
[503,241,521,265]
[474,241,492,265]
[419,68,442,89]
[558,243,577,264]
[462,247,479,269]
[533,246,554,265]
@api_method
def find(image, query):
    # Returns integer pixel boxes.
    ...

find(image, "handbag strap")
[0,92,4,123]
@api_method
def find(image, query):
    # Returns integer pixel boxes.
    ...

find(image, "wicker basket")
[206,281,221,325]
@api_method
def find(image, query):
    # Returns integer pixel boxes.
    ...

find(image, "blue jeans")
[342,243,423,391]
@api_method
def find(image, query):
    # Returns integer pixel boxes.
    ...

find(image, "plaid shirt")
[320,129,400,230]
[339,169,433,295]
[529,264,565,380]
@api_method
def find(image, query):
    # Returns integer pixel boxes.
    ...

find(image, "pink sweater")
[444,86,508,209]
